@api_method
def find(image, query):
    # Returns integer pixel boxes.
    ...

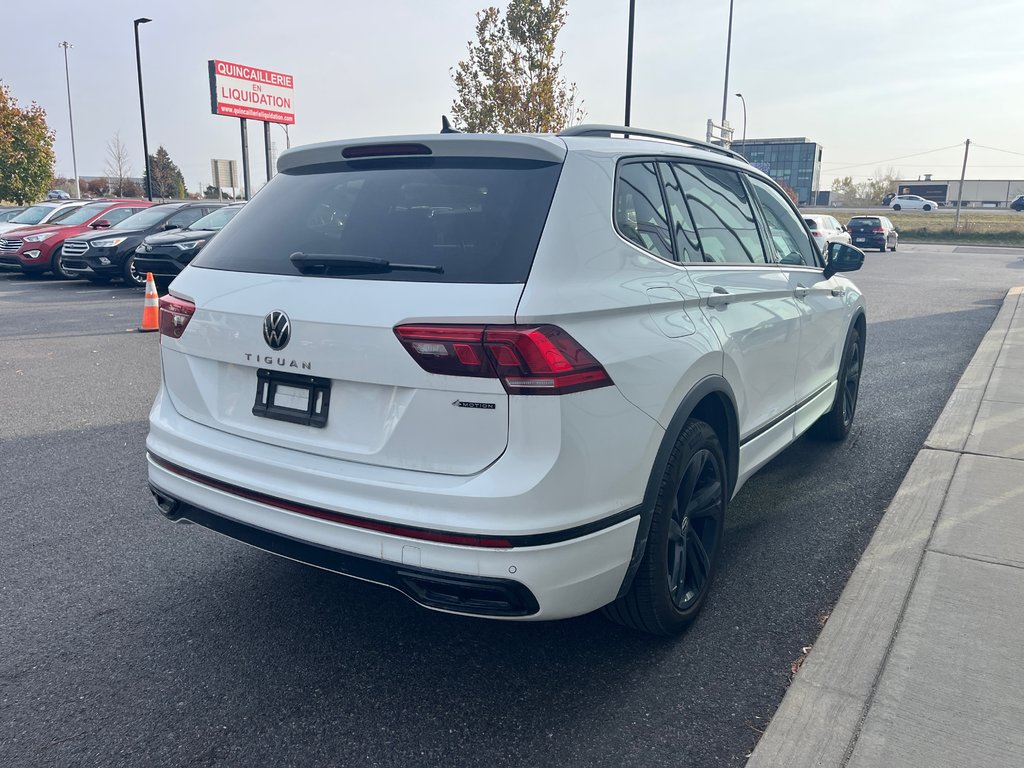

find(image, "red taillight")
[394,324,613,395]
[159,294,195,339]
[810,230,821,236]
[872,228,885,233]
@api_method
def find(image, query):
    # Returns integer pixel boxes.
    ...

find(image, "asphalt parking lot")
[3,244,1023,767]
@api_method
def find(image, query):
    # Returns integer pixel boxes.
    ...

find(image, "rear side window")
[658,162,703,262]
[672,163,767,264]
[614,161,673,260]
[193,157,562,283]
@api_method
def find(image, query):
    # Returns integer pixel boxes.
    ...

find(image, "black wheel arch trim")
[615,375,739,599]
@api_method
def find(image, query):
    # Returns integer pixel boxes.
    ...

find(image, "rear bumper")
[150,483,542,616]
[850,235,886,248]
[147,451,640,620]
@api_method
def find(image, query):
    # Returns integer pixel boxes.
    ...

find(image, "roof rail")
[558,124,746,162]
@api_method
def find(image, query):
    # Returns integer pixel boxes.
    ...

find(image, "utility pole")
[954,139,971,231]
[133,18,153,200]
[59,41,80,198]
[721,0,734,127]
[624,0,635,127]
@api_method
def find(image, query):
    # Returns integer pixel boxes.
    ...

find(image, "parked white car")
[0,200,87,237]
[803,214,852,254]
[147,125,867,635]
[890,194,940,211]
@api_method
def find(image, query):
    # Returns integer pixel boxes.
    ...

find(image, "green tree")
[144,145,187,199]
[0,84,56,204]
[831,168,900,206]
[450,0,585,133]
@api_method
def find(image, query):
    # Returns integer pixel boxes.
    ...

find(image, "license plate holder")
[252,368,331,428]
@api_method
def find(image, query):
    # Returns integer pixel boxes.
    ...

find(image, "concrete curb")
[746,286,1024,767]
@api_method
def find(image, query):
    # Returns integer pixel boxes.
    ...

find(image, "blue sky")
[3,0,1022,192]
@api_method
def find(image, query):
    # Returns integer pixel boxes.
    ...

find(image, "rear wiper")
[289,252,443,274]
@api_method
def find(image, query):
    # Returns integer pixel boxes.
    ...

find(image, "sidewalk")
[748,286,1024,767]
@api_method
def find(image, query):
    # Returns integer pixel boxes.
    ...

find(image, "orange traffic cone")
[138,272,160,333]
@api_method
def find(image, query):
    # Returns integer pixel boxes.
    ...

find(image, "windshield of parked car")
[112,206,176,230]
[187,206,240,231]
[193,158,563,283]
[55,203,111,226]
[9,205,55,225]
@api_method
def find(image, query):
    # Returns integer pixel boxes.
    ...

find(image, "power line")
[971,143,1024,158]
[822,143,964,172]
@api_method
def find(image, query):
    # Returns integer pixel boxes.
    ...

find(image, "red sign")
[208,59,295,125]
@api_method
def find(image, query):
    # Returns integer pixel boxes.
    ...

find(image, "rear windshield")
[803,217,819,229]
[192,157,563,283]
[848,217,880,228]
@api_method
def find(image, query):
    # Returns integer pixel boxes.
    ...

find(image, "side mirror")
[824,242,864,279]
[90,219,111,229]
[162,223,179,231]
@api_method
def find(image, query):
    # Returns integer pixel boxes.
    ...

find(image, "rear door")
[667,161,801,445]
[164,143,565,476]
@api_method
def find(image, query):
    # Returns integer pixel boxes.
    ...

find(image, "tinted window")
[113,206,179,230]
[614,161,673,260]
[54,203,110,226]
[189,206,240,230]
[748,176,819,266]
[659,162,703,262]
[102,208,136,226]
[166,209,207,229]
[10,205,55,225]
[848,217,880,229]
[194,158,562,283]
[672,163,767,264]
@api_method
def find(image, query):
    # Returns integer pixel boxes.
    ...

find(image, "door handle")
[831,288,846,297]
[707,286,731,307]
[795,284,809,299]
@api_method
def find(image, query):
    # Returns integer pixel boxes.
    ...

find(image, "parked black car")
[134,204,243,286]
[61,202,225,285]
[1011,195,1024,212]
[847,215,898,252]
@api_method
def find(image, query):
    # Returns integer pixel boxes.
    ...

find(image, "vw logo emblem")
[263,310,291,350]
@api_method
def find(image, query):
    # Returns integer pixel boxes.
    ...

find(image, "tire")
[892,204,901,211]
[603,419,727,635]
[923,204,932,211]
[122,254,146,286]
[812,326,862,441]
[50,246,76,280]
[890,240,897,252]
[879,243,886,253]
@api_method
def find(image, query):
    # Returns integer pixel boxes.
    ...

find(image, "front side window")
[614,161,673,260]
[748,176,819,266]
[101,207,136,226]
[672,163,767,264]
[166,209,206,229]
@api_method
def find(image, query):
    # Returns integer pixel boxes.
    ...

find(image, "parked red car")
[0,199,152,278]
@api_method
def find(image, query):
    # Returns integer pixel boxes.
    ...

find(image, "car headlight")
[174,239,206,250]
[24,232,57,242]
[91,237,128,248]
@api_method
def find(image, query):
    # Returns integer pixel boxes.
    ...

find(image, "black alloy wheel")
[603,419,727,635]
[893,204,901,211]
[666,446,724,612]
[812,327,862,441]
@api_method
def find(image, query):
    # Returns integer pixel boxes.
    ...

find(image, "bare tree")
[105,132,134,197]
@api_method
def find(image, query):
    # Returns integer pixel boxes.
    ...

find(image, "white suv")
[147,125,866,635]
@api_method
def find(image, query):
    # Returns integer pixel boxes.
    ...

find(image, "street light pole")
[735,92,747,144]
[133,17,152,200]
[721,0,734,127]
[58,41,80,199]
[624,0,636,127]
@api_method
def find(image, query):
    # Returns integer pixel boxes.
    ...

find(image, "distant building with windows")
[732,138,822,206]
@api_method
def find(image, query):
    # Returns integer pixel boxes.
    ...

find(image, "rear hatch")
[162,135,566,476]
